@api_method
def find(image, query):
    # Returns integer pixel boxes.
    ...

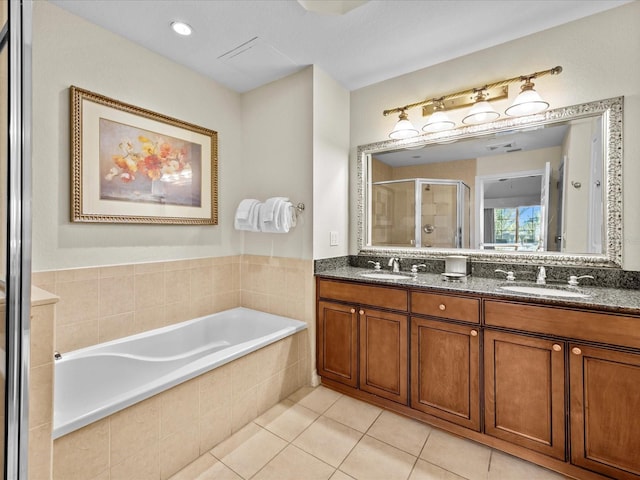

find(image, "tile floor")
[169,385,567,480]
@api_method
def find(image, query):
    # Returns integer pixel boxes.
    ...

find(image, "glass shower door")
[420,182,458,248]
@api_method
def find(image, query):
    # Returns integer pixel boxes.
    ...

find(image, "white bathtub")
[53,307,307,439]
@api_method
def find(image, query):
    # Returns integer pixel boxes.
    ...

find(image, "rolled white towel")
[234,199,261,231]
[262,197,289,223]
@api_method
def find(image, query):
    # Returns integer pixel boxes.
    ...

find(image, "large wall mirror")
[357,97,623,267]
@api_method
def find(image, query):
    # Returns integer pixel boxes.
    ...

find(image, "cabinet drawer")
[411,291,480,324]
[317,279,408,311]
[484,300,640,349]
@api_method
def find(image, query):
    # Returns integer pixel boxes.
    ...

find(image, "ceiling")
[49,0,630,93]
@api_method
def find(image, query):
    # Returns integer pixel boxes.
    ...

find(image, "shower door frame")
[4,1,33,479]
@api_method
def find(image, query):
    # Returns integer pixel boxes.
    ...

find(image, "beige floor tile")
[255,399,319,441]
[169,453,242,480]
[488,450,565,480]
[331,471,356,480]
[288,385,342,413]
[211,423,287,479]
[420,429,491,480]
[253,445,335,480]
[323,395,382,432]
[368,410,432,456]
[293,416,363,467]
[341,435,417,480]
[409,459,467,480]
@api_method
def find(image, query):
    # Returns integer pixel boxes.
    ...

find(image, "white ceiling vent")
[218,37,301,91]
[486,142,517,152]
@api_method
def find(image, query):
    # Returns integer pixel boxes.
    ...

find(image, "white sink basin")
[360,272,412,280]
[499,285,590,298]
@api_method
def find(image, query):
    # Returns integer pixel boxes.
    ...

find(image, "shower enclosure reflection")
[371,178,470,248]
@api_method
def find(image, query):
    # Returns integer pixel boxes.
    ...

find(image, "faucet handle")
[411,264,427,274]
[568,275,594,286]
[368,261,381,270]
[495,269,515,281]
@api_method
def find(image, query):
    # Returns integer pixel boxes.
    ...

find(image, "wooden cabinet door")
[317,301,358,387]
[359,308,408,404]
[484,330,566,460]
[569,344,640,479]
[411,317,480,431]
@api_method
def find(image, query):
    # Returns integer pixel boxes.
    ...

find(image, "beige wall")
[313,67,351,259]
[350,2,640,270]
[32,2,244,271]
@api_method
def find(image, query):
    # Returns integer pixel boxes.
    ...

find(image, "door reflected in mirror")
[358,98,622,266]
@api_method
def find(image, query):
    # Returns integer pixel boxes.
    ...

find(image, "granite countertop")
[316,266,640,315]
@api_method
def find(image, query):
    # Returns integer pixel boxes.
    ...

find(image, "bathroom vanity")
[315,269,640,480]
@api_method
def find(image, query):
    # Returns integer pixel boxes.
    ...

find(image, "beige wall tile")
[231,353,259,398]
[56,279,99,325]
[57,319,100,353]
[231,387,257,433]
[31,304,54,368]
[190,295,213,318]
[212,291,240,312]
[99,275,134,317]
[29,423,52,480]
[57,267,100,283]
[199,364,232,417]
[99,312,135,343]
[53,418,109,480]
[199,403,233,454]
[100,265,134,278]
[164,259,192,272]
[191,266,213,298]
[134,261,165,274]
[165,268,190,304]
[133,305,167,334]
[32,271,57,287]
[110,396,160,465]
[257,374,284,415]
[135,271,166,310]
[110,443,160,480]
[160,426,200,480]
[29,363,53,429]
[161,381,199,438]
[164,300,192,326]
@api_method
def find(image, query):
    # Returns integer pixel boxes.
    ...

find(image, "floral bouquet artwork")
[99,118,202,207]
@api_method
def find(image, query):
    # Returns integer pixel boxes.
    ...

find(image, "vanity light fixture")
[462,90,500,125]
[171,21,193,36]
[505,76,550,116]
[422,101,456,132]
[389,109,420,139]
[383,65,562,136]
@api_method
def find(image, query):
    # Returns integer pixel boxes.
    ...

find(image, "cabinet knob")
[359,310,364,315]
[572,347,582,355]
[552,344,562,352]
[470,330,478,337]
[438,304,446,311]
[350,308,355,314]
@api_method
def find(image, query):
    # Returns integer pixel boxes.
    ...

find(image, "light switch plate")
[330,231,339,246]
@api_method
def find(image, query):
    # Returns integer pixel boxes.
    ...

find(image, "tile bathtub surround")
[52,330,307,480]
[31,254,316,354]
[169,385,566,480]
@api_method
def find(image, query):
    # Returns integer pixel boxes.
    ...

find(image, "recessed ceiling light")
[171,21,192,36]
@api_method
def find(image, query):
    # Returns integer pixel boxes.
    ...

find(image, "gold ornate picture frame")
[70,86,218,225]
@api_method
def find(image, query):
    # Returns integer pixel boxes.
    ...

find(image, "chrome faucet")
[536,266,546,285]
[388,257,401,272]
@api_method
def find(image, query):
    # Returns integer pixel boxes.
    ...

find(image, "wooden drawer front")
[318,279,408,311]
[411,291,480,324]
[484,300,640,350]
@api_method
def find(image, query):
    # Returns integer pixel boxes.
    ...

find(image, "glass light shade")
[462,100,500,124]
[505,88,549,116]
[422,111,455,132]
[389,114,419,139]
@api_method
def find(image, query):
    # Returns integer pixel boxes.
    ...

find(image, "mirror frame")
[357,97,623,267]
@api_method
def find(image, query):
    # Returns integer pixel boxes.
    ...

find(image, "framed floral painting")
[70,86,218,224]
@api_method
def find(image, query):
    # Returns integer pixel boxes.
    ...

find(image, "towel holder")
[294,203,305,213]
